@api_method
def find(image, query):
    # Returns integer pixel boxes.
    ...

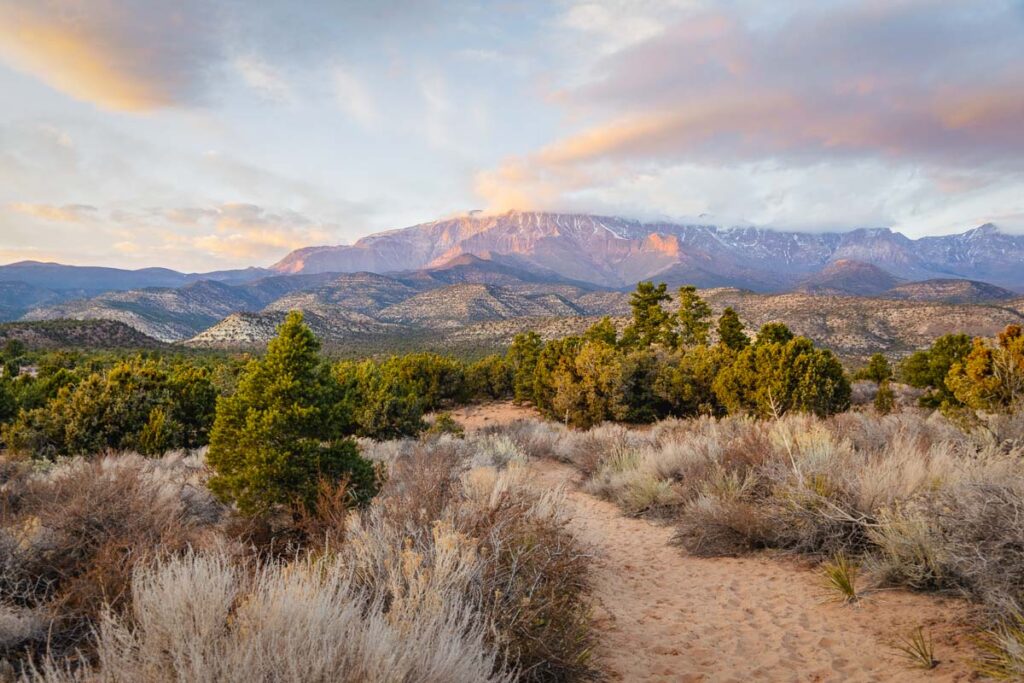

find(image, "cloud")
[233,55,292,102]
[192,203,333,260]
[573,1,1024,164]
[557,0,695,55]
[2,199,343,268]
[7,202,97,222]
[332,66,377,126]
[0,0,217,111]
[478,0,1024,220]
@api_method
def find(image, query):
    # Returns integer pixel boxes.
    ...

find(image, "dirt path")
[531,459,976,682]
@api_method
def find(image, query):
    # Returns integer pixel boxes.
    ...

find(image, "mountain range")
[270,211,1024,291]
[1,211,1022,358]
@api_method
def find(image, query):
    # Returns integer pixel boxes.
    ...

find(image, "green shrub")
[336,359,425,440]
[854,353,893,383]
[466,354,513,400]
[207,312,378,515]
[2,358,216,459]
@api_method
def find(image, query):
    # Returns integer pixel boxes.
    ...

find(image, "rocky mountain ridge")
[271,212,1024,291]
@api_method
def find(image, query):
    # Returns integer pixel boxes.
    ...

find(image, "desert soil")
[533,459,976,682]
[456,402,978,682]
[444,401,541,431]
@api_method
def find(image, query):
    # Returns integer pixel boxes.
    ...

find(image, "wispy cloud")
[2,200,342,268]
[332,66,377,126]
[479,0,1024,224]
[7,202,97,222]
[0,0,216,111]
[233,55,293,102]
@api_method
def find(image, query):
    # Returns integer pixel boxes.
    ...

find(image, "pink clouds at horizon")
[477,0,1024,212]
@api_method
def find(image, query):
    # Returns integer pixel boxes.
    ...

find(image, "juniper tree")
[717,307,749,351]
[676,285,712,347]
[507,331,543,404]
[207,311,377,515]
[621,282,676,348]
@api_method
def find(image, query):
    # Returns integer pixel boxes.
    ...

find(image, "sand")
[443,401,541,431]
[449,402,978,681]
[531,459,977,682]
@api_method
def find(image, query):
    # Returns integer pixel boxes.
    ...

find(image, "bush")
[335,359,426,440]
[900,333,972,407]
[854,353,893,383]
[467,354,514,400]
[207,312,379,515]
[425,412,465,439]
[947,324,1024,412]
[0,453,221,667]
[2,358,216,459]
[26,551,511,683]
[713,335,850,418]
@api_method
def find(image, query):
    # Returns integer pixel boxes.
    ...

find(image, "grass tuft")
[974,612,1024,679]
[891,626,937,670]
[820,553,860,604]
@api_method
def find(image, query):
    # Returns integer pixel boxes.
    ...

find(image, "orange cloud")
[0,2,211,111]
[476,2,1024,212]
[192,203,334,260]
[7,202,97,222]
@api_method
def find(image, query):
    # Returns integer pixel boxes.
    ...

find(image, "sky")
[0,0,1022,272]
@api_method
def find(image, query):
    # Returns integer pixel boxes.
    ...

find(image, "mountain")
[21,280,266,341]
[185,310,399,349]
[183,289,1024,362]
[701,291,1024,360]
[796,259,905,296]
[20,274,344,342]
[0,319,164,350]
[884,278,1019,303]
[377,283,585,329]
[271,211,1024,291]
[0,282,66,320]
[0,261,271,294]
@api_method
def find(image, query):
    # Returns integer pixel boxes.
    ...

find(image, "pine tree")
[874,380,895,415]
[946,325,1024,412]
[507,331,543,404]
[621,282,676,348]
[900,333,972,407]
[584,316,618,346]
[676,285,712,347]
[855,353,892,383]
[755,322,794,346]
[717,307,749,350]
[207,311,378,515]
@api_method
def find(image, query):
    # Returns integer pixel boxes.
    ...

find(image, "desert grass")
[821,553,860,604]
[493,409,1024,670]
[5,434,595,682]
[975,612,1024,679]
[891,626,938,670]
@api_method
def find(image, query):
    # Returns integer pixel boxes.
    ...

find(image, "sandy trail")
[531,459,976,682]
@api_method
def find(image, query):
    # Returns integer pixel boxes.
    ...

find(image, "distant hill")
[377,283,585,329]
[184,310,397,350]
[0,319,164,350]
[796,259,904,296]
[884,278,1018,303]
[0,261,270,294]
[0,281,66,320]
[701,290,1024,360]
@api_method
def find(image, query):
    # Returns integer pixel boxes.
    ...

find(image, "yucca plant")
[892,626,937,669]
[975,612,1024,679]
[821,552,859,603]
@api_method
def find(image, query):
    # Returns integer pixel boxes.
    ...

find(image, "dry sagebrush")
[497,412,1024,609]
[9,433,595,682]
[0,452,224,668]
